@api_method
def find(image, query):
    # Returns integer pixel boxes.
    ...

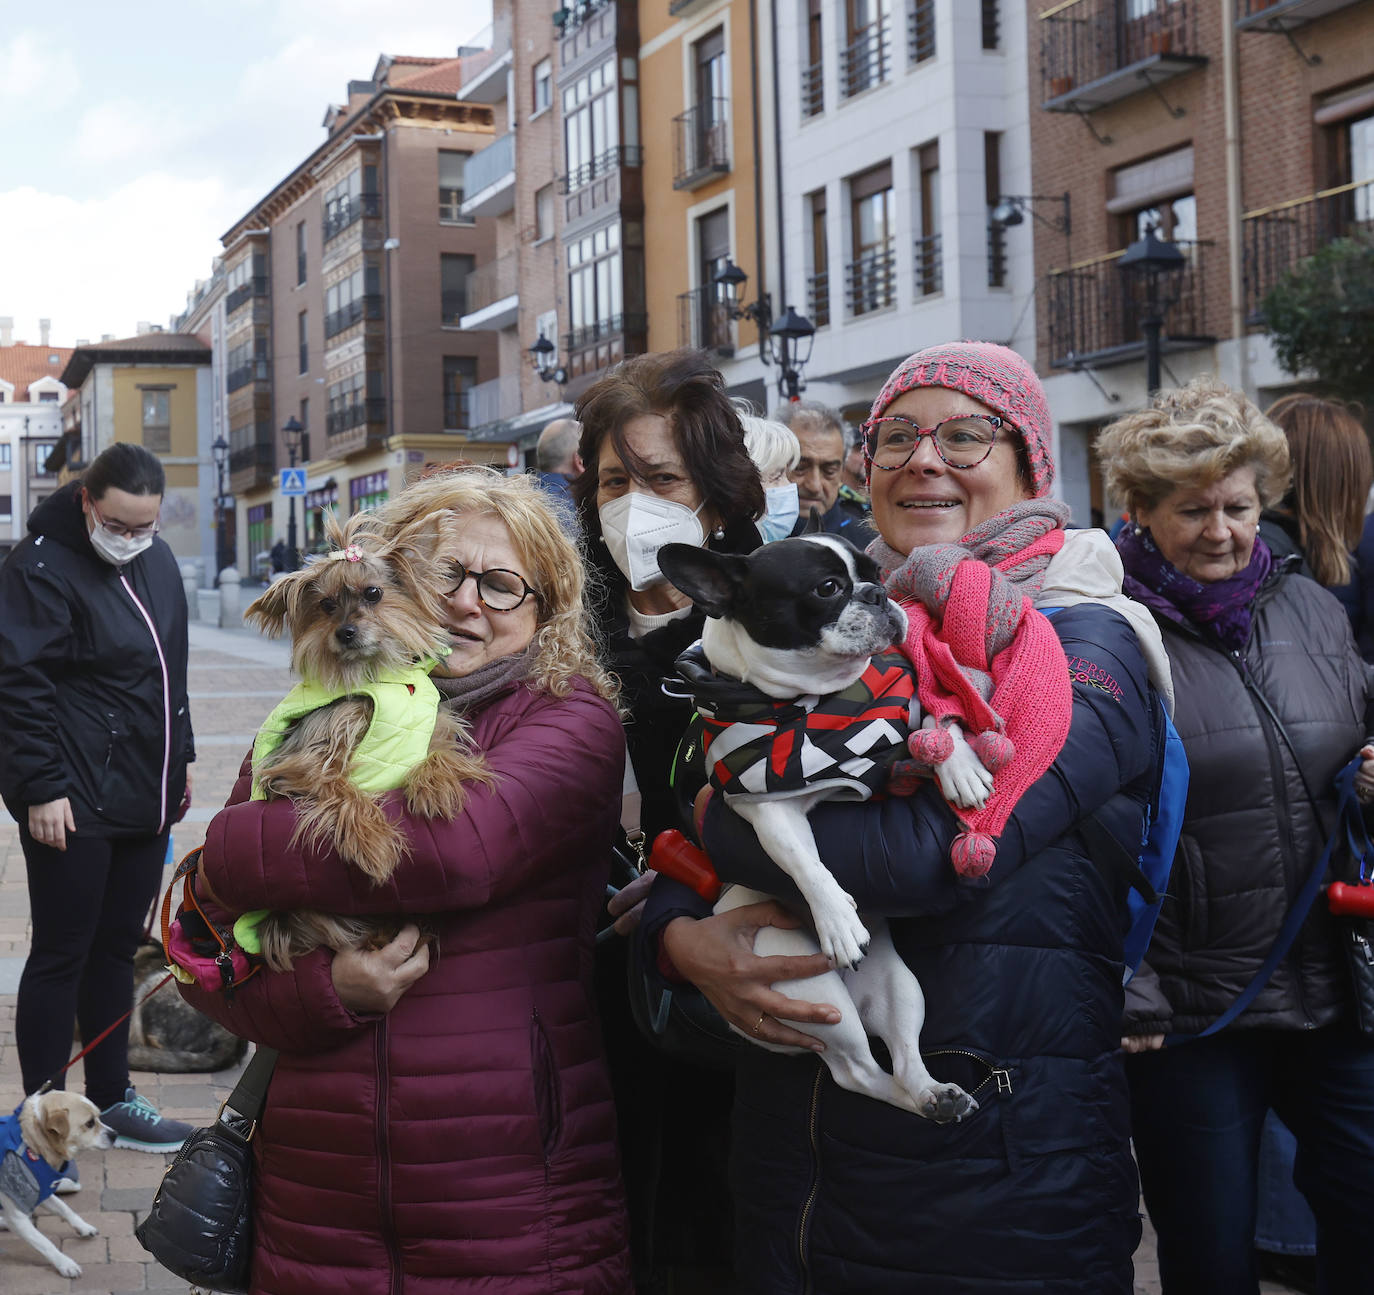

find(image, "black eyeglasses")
[862,414,1004,472]
[442,560,537,612]
[91,500,161,539]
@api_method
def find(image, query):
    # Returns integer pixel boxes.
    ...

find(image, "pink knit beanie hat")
[868,341,1055,497]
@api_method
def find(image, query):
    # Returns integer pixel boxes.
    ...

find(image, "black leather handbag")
[135,1045,277,1293]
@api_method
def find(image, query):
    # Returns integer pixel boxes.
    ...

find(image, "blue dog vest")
[0,1104,70,1214]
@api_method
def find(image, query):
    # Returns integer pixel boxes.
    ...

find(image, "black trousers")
[16,825,167,1107]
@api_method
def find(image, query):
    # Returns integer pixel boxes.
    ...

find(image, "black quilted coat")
[1124,566,1373,1038]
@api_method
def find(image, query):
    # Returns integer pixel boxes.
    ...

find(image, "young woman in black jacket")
[0,442,195,1155]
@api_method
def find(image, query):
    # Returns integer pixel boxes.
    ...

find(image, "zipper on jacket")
[922,1048,1015,1101]
[118,574,172,834]
[795,1063,824,1295]
[374,1019,402,1295]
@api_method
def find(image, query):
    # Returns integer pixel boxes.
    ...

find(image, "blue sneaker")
[53,1164,80,1194]
[99,1087,194,1154]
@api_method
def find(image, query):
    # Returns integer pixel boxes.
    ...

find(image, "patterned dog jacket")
[675,645,916,801]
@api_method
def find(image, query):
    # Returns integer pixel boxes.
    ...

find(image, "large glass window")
[563,59,618,189]
[809,189,830,326]
[849,162,894,315]
[323,165,379,241]
[443,356,478,429]
[916,140,942,296]
[441,254,475,324]
[141,389,171,453]
[533,58,552,114]
[325,264,381,338]
[568,222,623,338]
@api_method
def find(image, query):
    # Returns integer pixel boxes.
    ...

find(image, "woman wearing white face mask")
[571,349,765,1295]
[0,442,196,1158]
[740,411,803,544]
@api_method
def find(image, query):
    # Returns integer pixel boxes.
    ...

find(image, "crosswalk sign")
[280,468,307,496]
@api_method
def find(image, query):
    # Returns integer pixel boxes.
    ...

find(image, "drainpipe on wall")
[770,0,787,323]
[749,0,766,327]
[1221,1,1249,396]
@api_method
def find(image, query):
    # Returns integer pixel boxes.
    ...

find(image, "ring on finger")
[751,1012,766,1036]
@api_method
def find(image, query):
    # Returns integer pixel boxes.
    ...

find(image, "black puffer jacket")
[0,481,193,837]
[642,603,1160,1294]
[1125,566,1373,1038]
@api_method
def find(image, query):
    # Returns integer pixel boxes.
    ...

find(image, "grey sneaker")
[99,1087,194,1154]
[52,1164,80,1194]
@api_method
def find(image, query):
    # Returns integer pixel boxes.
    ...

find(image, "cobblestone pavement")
[0,617,1299,1293]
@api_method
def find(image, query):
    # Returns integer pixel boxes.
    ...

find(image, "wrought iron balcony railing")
[322,193,381,244]
[913,232,942,297]
[841,19,890,98]
[847,242,896,316]
[325,398,387,438]
[558,145,643,194]
[1039,0,1204,112]
[677,285,734,355]
[1045,239,1215,369]
[225,277,268,316]
[1242,178,1374,320]
[228,432,274,477]
[673,102,730,189]
[1235,0,1364,30]
[226,359,270,393]
[908,0,935,64]
[808,270,831,329]
[801,61,824,117]
[563,312,649,354]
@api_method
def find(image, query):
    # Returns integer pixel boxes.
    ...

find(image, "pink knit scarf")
[870,500,1074,876]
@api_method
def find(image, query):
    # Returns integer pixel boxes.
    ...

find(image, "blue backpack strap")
[1168,754,1367,1044]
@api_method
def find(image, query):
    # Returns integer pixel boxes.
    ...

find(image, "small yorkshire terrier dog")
[241,511,486,971]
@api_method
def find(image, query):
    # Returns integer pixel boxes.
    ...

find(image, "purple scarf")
[1115,524,1273,652]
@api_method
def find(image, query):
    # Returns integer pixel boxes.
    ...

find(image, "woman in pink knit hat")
[638,340,1175,1293]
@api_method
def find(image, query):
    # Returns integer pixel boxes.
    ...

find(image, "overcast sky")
[0,0,489,348]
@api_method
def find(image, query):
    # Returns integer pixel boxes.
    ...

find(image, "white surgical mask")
[599,492,707,591]
[758,482,800,544]
[88,523,154,566]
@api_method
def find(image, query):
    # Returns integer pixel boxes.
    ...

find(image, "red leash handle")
[1328,882,1374,918]
[650,830,721,904]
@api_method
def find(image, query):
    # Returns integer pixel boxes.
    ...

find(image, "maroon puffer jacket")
[181,679,632,1295]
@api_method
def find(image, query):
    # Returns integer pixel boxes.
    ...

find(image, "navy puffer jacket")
[641,603,1159,1294]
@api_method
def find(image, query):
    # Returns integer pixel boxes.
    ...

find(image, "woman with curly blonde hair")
[184,466,633,1295]
[1097,377,1374,1295]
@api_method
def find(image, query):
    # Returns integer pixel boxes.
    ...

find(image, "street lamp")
[211,433,229,583]
[712,260,817,401]
[528,334,568,386]
[1117,225,1187,396]
[282,415,304,571]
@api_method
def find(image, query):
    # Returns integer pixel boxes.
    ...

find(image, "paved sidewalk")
[0,619,1299,1293]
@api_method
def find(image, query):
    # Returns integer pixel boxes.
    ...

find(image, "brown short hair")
[1096,377,1292,516]
[570,349,765,544]
[1265,393,1371,587]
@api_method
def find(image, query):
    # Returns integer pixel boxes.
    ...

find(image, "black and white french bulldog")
[659,534,980,1120]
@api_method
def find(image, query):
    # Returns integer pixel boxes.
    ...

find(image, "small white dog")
[0,1090,113,1278]
[660,535,991,1121]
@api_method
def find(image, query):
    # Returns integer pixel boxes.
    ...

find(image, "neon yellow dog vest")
[235,665,441,953]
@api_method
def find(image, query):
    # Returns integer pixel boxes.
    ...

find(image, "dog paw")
[814,907,870,970]
[914,1083,979,1125]
[936,733,996,810]
[54,1255,83,1278]
[74,1220,99,1238]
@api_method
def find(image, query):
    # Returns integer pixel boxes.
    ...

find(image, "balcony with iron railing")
[226,277,268,317]
[1045,239,1215,369]
[801,61,824,118]
[229,422,276,492]
[325,398,387,440]
[908,0,935,64]
[840,18,891,98]
[460,253,519,329]
[677,286,734,355]
[322,193,382,244]
[913,232,942,297]
[847,242,896,316]
[461,133,516,219]
[1242,178,1374,320]
[559,145,643,194]
[673,102,730,190]
[1235,0,1364,30]
[808,271,831,329]
[564,312,648,353]
[1039,0,1206,114]
[324,294,383,340]
[226,357,270,393]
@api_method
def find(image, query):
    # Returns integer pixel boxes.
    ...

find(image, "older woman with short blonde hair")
[184,466,632,1295]
[1097,377,1374,1295]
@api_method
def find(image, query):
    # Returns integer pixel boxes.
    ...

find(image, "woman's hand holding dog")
[663,905,841,1052]
[332,924,431,1014]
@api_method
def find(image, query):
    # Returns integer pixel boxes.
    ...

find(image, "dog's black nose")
[336,624,358,646]
[853,583,885,606]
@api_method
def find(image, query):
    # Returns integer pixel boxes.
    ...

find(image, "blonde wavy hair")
[1096,376,1292,515]
[368,467,618,704]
